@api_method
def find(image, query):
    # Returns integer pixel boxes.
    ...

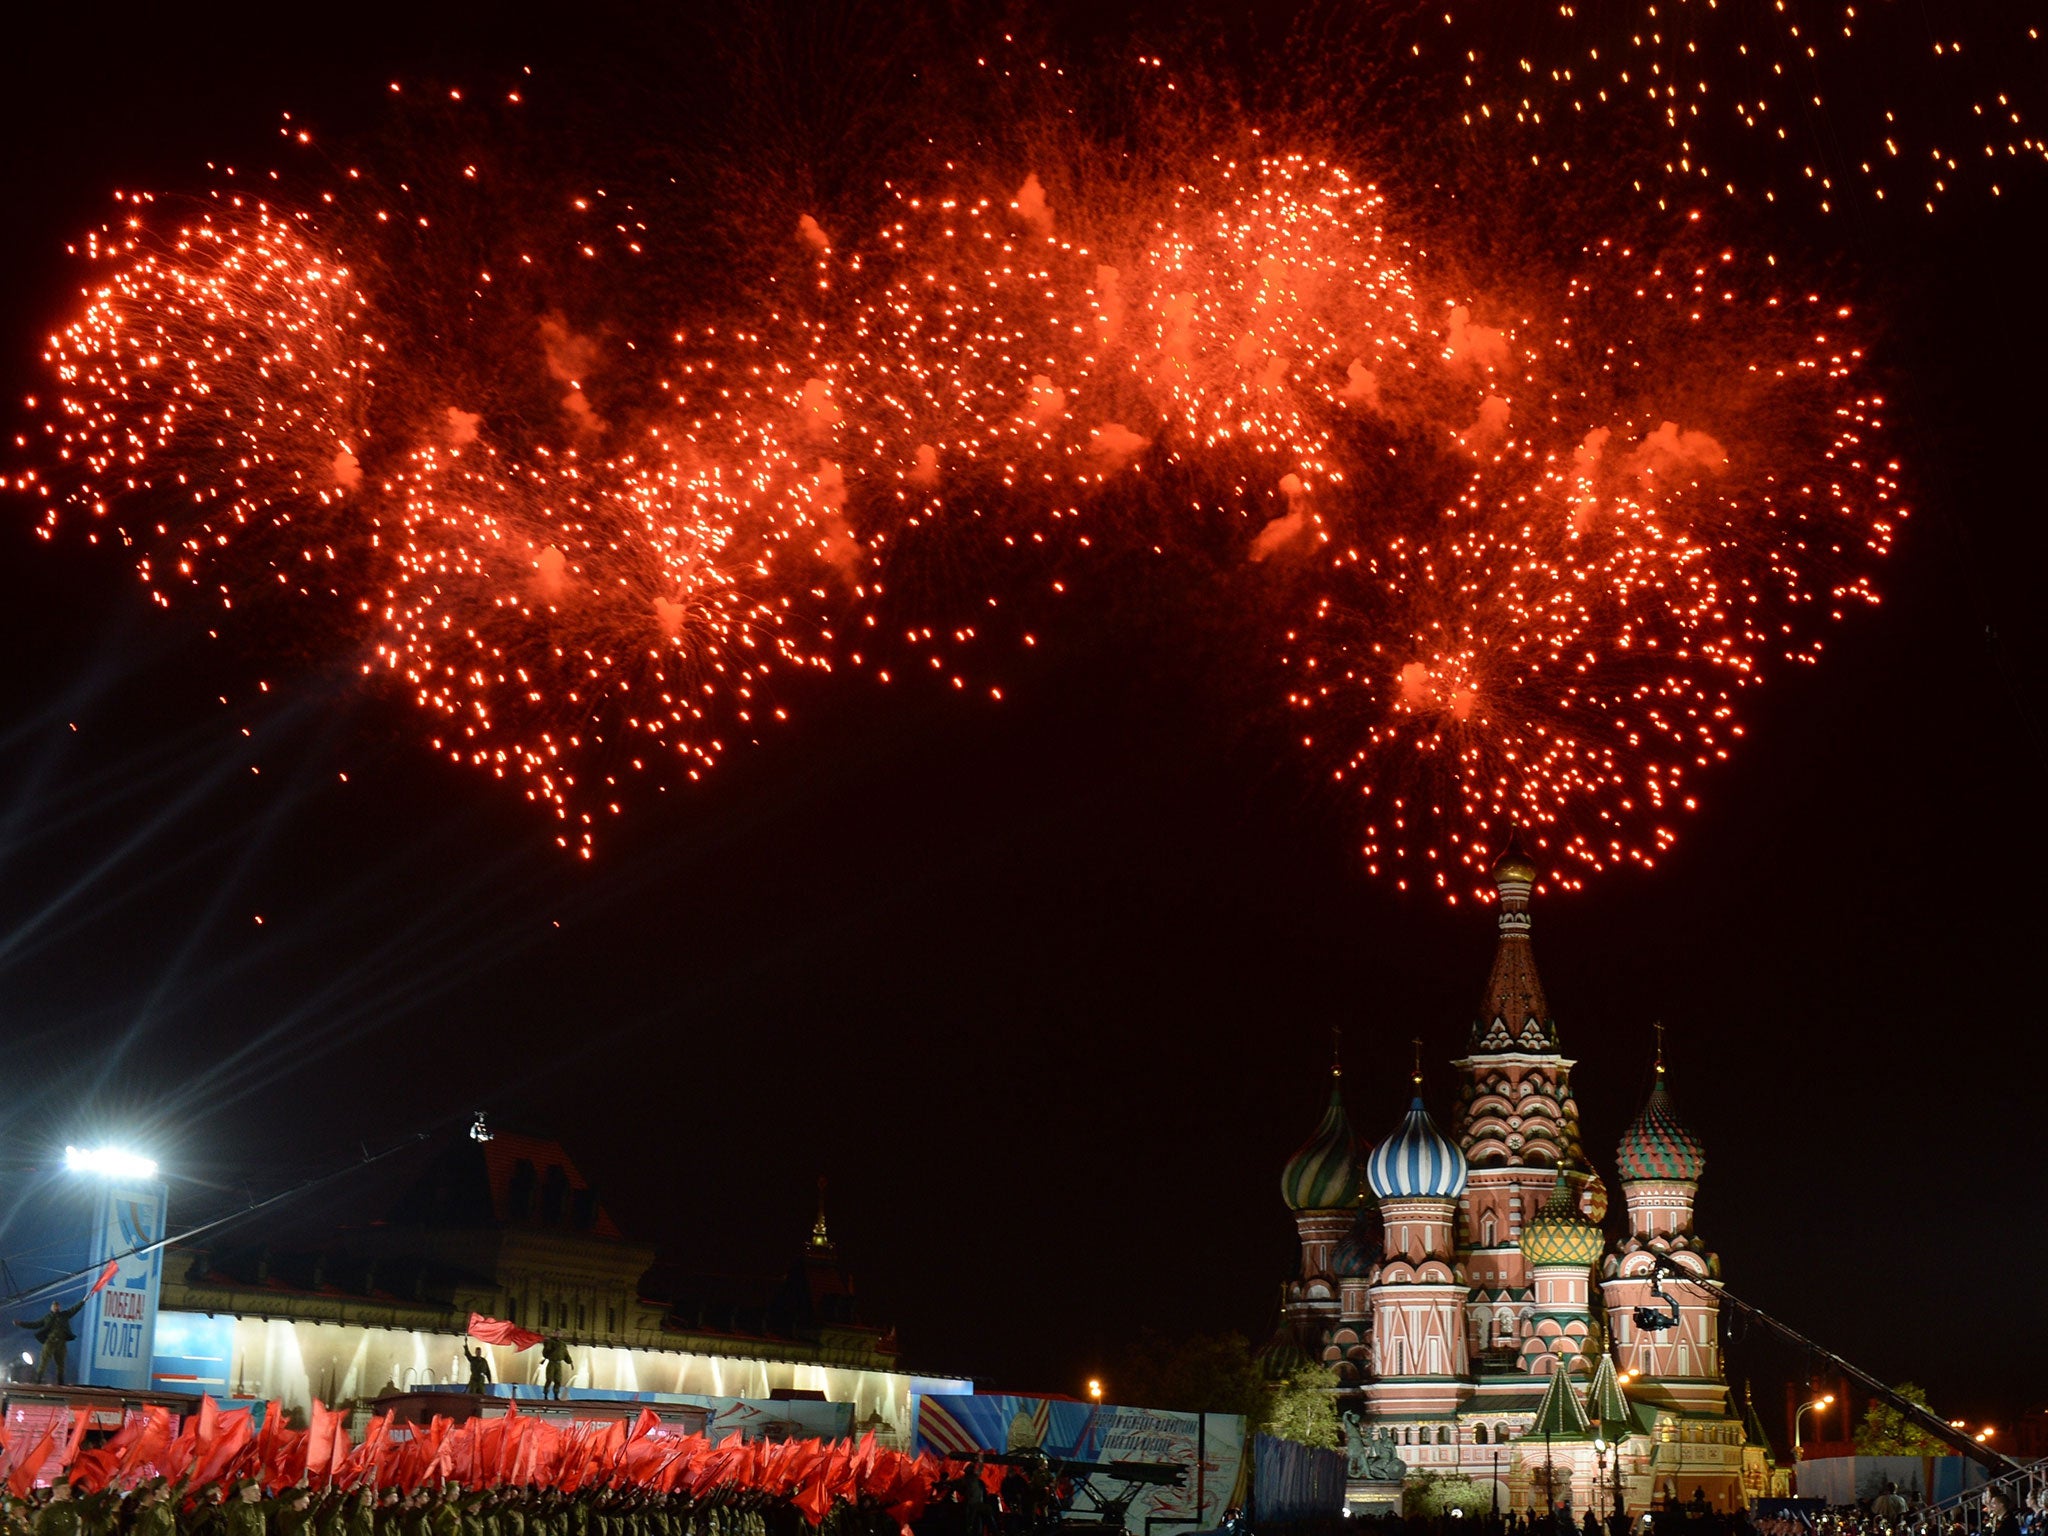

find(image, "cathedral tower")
[1451,853,1584,1302]
[1600,1040,1726,1415]
[1281,1062,1362,1355]
[1516,1170,1605,1376]
[1364,1068,1470,1419]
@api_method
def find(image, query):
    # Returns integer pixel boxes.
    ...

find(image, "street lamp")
[1087,1379,1103,1403]
[1594,1438,1609,1522]
[1793,1395,1836,1460]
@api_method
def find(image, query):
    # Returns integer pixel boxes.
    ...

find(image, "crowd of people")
[0,1481,902,1536]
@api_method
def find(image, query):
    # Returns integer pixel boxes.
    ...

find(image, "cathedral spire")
[810,1175,834,1250]
[1474,844,1555,1051]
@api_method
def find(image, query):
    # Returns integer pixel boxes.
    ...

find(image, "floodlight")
[64,1145,159,1179]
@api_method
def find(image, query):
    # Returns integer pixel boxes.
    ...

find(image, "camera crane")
[1633,1256,2018,1474]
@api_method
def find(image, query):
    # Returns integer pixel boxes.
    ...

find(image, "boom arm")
[1652,1259,2018,1474]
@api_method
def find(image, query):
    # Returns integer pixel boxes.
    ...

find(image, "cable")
[0,1129,438,1313]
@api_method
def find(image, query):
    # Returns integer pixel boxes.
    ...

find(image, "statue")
[462,1343,493,1395]
[1341,1412,1409,1482]
[13,1298,86,1384]
[540,1337,574,1400]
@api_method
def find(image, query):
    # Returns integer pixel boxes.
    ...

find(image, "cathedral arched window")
[1495,1423,1510,1444]
[1437,1426,1451,1446]
[1482,1213,1498,1247]
[1474,1424,1489,1445]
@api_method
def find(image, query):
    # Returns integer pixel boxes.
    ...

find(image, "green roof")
[1528,1366,1590,1439]
[1281,1076,1362,1211]
[1584,1353,1647,1440]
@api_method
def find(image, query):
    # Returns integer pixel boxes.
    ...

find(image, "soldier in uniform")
[34,1483,81,1536]
[224,1480,267,1536]
[539,1342,573,1403]
[14,1300,87,1385]
[132,1482,177,1536]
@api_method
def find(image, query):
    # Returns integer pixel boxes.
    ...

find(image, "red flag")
[118,1405,174,1484]
[192,1408,253,1487]
[465,1312,544,1351]
[305,1400,340,1483]
[58,1407,92,1472]
[195,1395,221,1452]
[794,1476,835,1526]
[86,1260,121,1296]
[6,1423,56,1499]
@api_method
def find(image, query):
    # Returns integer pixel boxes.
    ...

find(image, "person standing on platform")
[15,1300,87,1385]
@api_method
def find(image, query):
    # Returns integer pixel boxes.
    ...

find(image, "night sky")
[2,0,2043,1438]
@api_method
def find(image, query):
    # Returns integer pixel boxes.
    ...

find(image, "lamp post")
[1493,1447,1502,1518]
[1594,1439,1609,1523]
[1793,1395,1836,1460]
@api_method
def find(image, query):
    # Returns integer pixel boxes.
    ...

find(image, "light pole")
[1793,1395,1836,1460]
[1594,1439,1609,1523]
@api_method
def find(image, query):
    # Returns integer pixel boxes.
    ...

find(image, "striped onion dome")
[1332,1210,1382,1277]
[1281,1076,1361,1212]
[1365,1095,1468,1200]
[1616,1062,1705,1183]
[1519,1171,1605,1268]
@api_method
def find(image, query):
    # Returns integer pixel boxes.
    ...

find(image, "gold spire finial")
[1411,1037,1424,1088]
[1331,1025,1342,1080]
[810,1175,831,1249]
[1653,1021,1666,1077]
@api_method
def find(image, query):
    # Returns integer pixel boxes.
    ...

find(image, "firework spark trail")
[11,90,1902,893]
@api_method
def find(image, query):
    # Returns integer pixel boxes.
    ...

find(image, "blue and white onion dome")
[1365,1094,1469,1200]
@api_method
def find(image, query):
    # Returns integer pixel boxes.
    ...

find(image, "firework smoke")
[15,4,1997,896]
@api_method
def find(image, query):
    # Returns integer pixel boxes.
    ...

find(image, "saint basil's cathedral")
[1279,853,1771,1515]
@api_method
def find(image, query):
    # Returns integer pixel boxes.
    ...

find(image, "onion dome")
[1616,1053,1705,1184]
[1366,1095,1468,1200]
[1256,1312,1317,1383]
[1493,847,1539,884]
[1282,1073,1361,1212]
[1519,1171,1605,1268]
[1332,1209,1382,1278]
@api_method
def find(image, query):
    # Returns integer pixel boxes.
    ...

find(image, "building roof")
[1584,1352,1647,1440]
[1471,849,1557,1053]
[1518,1173,1605,1268]
[1528,1364,1590,1439]
[476,1133,625,1239]
[1282,1072,1363,1212]
[1616,1059,1705,1184]
[1366,1095,1468,1201]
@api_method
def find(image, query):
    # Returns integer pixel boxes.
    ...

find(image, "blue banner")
[912,1394,1245,1530]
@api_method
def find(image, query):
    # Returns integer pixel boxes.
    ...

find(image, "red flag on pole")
[6,1424,56,1499]
[465,1312,545,1351]
[87,1260,121,1296]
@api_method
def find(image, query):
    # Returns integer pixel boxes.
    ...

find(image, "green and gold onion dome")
[1281,1075,1362,1212]
[1519,1168,1606,1267]
[1616,1060,1705,1183]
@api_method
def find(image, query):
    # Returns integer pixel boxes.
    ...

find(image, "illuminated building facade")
[1280,856,1768,1514]
[153,1133,961,1437]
